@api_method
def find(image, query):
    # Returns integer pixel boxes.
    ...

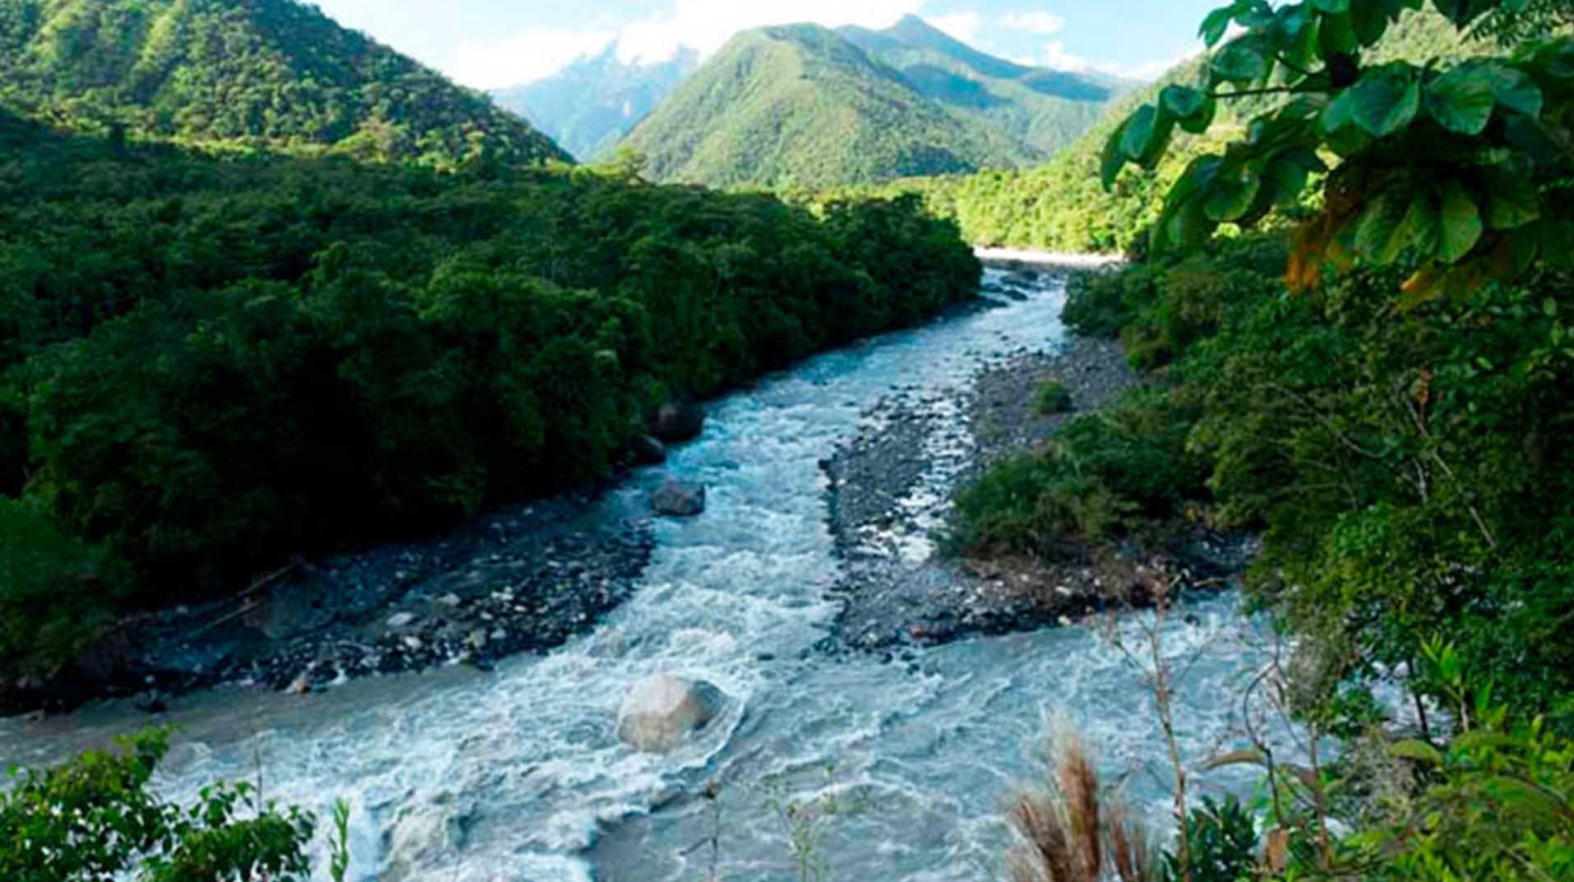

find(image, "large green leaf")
[1101,120,1130,189]
[1478,63,1544,117]
[1203,164,1263,222]
[1121,105,1160,161]
[1161,86,1216,134]
[1356,192,1423,263]
[1481,168,1541,230]
[1212,40,1269,84]
[1350,0,1397,45]
[1199,7,1236,47]
[1349,69,1421,137]
[1439,181,1484,263]
[1317,9,1358,56]
[1425,68,1496,135]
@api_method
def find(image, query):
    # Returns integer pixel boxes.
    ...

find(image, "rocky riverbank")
[823,264,1255,652]
[5,495,655,716]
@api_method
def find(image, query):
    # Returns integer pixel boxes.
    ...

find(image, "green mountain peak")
[620,16,1125,188]
[0,0,570,167]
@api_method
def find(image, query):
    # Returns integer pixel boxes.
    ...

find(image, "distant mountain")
[0,0,569,168]
[892,8,1485,254]
[840,15,1130,157]
[620,17,1125,188]
[493,45,699,161]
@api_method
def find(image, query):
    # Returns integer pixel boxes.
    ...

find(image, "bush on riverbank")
[953,387,1207,553]
[958,227,1574,721]
[0,109,979,679]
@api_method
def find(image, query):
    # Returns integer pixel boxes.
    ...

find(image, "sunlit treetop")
[1105,0,1574,304]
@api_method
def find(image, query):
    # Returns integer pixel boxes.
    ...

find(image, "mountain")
[620,18,1123,188]
[493,45,699,162]
[840,15,1129,158]
[883,8,1487,253]
[0,0,569,168]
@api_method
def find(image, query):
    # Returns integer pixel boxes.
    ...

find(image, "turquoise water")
[0,265,1274,881]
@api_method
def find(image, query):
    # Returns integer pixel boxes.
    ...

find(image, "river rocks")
[822,323,1254,655]
[0,494,659,717]
[651,480,707,517]
[616,674,727,752]
[382,804,476,882]
[652,402,706,443]
[630,435,668,465]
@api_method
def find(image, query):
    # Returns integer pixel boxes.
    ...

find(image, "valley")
[4,3,1574,882]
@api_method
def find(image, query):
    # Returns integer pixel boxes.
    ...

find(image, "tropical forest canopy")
[0,1,980,681]
[0,0,569,168]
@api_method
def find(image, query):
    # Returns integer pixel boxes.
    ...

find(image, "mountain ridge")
[493,44,699,161]
[0,0,569,167]
[619,16,1124,188]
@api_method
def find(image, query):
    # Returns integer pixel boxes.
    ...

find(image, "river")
[0,260,1273,881]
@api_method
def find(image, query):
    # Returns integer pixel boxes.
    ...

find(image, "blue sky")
[309,0,1222,89]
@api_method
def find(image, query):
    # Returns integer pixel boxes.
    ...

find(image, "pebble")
[387,612,418,629]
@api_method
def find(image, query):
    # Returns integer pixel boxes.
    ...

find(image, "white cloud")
[1039,40,1090,72]
[452,26,617,88]
[1098,50,1199,82]
[1000,11,1065,36]
[928,12,982,44]
[457,0,927,87]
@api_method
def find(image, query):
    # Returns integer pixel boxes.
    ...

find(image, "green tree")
[0,730,316,882]
[1105,0,1574,302]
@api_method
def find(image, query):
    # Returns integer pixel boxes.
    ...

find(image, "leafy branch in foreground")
[0,729,324,882]
[1105,0,1574,304]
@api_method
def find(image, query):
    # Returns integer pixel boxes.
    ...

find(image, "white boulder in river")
[616,674,727,752]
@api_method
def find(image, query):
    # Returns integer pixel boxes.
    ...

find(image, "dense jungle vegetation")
[957,1,1574,880]
[0,108,978,680]
[0,0,568,167]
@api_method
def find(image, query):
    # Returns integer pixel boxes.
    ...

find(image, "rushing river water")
[0,262,1275,882]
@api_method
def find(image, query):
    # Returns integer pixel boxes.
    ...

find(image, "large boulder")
[616,674,727,752]
[651,480,706,517]
[629,434,668,466]
[652,402,706,443]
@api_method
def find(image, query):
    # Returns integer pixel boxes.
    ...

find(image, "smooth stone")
[616,674,727,753]
[651,480,707,517]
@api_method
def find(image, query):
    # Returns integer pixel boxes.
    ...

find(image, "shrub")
[1164,796,1257,882]
[1035,380,1073,415]
[952,389,1206,555]
[0,729,318,882]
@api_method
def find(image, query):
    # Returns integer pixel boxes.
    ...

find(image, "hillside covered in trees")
[0,106,978,682]
[863,8,1486,253]
[621,17,1122,188]
[0,0,569,167]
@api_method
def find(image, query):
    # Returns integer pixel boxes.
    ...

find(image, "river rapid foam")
[0,262,1275,881]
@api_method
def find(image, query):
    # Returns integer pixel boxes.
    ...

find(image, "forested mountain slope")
[493,46,699,161]
[620,19,1122,188]
[0,0,569,167]
[620,23,1013,188]
[0,107,977,680]
[878,8,1484,252]
[840,15,1126,159]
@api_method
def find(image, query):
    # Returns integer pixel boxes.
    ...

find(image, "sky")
[308,0,1223,90]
